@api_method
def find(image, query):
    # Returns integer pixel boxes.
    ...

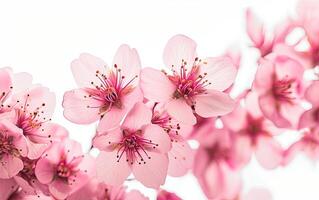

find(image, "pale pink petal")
[96,151,131,186]
[71,53,107,88]
[140,68,176,102]
[274,55,304,81]
[93,128,122,151]
[168,141,194,177]
[0,154,23,179]
[201,162,223,199]
[305,81,319,105]
[26,139,48,159]
[35,157,55,184]
[166,99,196,125]
[132,152,168,189]
[12,72,33,93]
[200,57,237,91]
[194,90,236,118]
[259,94,291,128]
[233,135,253,167]
[221,104,247,132]
[0,68,12,94]
[253,59,274,94]
[49,179,71,200]
[163,34,197,72]
[63,89,102,124]
[143,124,172,153]
[112,44,141,85]
[255,136,283,169]
[14,176,36,195]
[246,9,265,48]
[122,102,152,130]
[218,161,242,199]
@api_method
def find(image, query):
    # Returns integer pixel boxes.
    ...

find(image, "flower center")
[0,132,19,157]
[85,65,138,115]
[57,161,72,178]
[273,77,296,104]
[167,58,210,102]
[207,144,231,161]
[20,157,36,180]
[116,130,158,165]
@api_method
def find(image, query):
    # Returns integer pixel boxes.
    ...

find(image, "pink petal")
[126,190,149,200]
[49,179,71,200]
[246,9,265,48]
[143,124,172,153]
[259,94,291,128]
[14,175,36,195]
[168,141,194,177]
[0,68,12,94]
[305,81,319,105]
[201,162,223,199]
[132,152,168,189]
[0,178,18,200]
[0,155,23,179]
[200,57,237,91]
[253,59,274,94]
[96,151,131,186]
[12,72,33,93]
[35,157,55,184]
[93,128,122,151]
[255,136,283,169]
[218,161,242,199]
[26,139,48,159]
[112,44,141,86]
[274,55,304,81]
[163,34,197,72]
[233,135,253,167]
[122,102,152,131]
[63,89,102,124]
[71,53,108,88]
[140,68,176,102]
[221,104,247,132]
[166,99,196,125]
[194,90,236,118]
[282,141,305,166]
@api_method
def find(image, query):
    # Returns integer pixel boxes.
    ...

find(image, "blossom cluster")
[1,0,319,199]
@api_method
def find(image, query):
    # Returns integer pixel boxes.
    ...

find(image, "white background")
[1,0,319,199]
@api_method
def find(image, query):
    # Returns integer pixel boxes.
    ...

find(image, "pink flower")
[193,128,242,200]
[140,35,237,125]
[222,92,284,169]
[157,190,182,200]
[150,102,194,177]
[35,139,95,199]
[93,102,171,189]
[0,120,27,179]
[246,9,294,57]
[253,55,305,128]
[63,45,143,131]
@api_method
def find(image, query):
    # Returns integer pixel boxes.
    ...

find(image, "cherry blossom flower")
[150,102,194,177]
[222,92,284,169]
[93,102,171,189]
[193,127,242,200]
[63,45,143,131]
[157,190,182,200]
[253,55,305,128]
[35,139,95,199]
[246,9,294,57]
[0,178,19,200]
[0,120,27,179]
[140,34,237,125]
